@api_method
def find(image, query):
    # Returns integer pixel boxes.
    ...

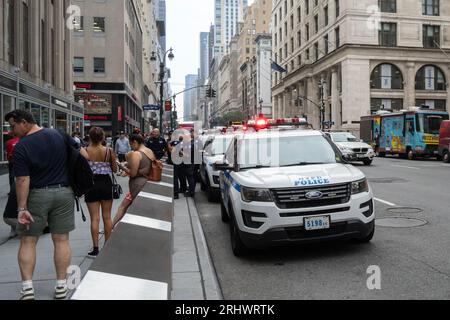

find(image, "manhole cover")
[368,178,408,184]
[387,207,423,214]
[375,217,427,228]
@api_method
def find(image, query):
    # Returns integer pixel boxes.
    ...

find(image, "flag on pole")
[271,61,287,73]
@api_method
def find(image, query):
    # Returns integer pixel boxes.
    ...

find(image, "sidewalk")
[0,174,222,300]
[0,173,129,300]
[172,195,222,300]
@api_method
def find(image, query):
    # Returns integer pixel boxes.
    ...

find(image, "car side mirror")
[342,154,351,162]
[213,161,233,171]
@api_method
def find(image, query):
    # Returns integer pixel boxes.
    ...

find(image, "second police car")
[200,134,235,202]
[215,128,375,256]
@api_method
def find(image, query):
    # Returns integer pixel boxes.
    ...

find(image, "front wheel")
[407,150,415,161]
[229,207,248,256]
[221,200,229,223]
[443,151,449,163]
[352,226,375,244]
[363,159,373,166]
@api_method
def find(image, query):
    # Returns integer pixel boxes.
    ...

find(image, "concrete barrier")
[71,164,174,300]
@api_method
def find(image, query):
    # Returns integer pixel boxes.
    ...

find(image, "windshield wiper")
[282,162,326,167]
[241,165,273,170]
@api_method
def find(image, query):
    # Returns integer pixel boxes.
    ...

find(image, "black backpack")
[60,132,94,221]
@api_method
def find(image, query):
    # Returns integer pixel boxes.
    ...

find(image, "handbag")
[148,159,164,182]
[107,147,123,199]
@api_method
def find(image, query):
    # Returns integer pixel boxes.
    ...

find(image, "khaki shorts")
[17,187,75,237]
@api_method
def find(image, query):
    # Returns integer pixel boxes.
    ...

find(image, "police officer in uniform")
[171,135,187,199]
[145,128,168,160]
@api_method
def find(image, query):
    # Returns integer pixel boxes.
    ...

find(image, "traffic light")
[211,89,216,98]
[206,86,212,98]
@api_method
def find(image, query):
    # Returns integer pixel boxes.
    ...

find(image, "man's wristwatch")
[17,208,28,213]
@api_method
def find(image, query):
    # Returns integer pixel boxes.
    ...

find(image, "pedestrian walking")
[145,128,168,160]
[71,132,81,148]
[112,134,155,228]
[80,127,118,258]
[115,131,131,163]
[181,134,196,198]
[5,109,76,300]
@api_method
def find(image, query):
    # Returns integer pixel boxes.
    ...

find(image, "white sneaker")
[19,288,35,300]
[54,286,68,300]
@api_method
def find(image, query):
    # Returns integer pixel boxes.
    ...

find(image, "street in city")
[195,157,450,300]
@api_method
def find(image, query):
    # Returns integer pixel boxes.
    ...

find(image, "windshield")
[331,133,358,142]
[209,137,233,155]
[418,114,449,135]
[238,135,342,169]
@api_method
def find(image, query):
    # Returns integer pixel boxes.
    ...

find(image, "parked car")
[439,120,450,163]
[326,132,375,166]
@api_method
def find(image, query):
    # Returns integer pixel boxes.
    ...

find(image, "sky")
[166,0,255,121]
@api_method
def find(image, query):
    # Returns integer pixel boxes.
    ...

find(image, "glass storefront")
[55,110,68,133]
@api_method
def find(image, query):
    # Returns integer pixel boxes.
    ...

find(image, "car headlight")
[241,187,273,202]
[352,178,369,194]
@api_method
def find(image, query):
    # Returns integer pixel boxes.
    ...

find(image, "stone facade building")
[0,0,83,165]
[272,0,450,133]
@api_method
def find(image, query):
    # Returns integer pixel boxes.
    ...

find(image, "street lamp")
[11,67,20,109]
[150,48,174,133]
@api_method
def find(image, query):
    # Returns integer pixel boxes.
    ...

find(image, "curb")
[187,197,223,300]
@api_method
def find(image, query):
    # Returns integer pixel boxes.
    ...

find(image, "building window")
[335,0,340,18]
[73,16,84,32]
[93,17,106,33]
[371,63,404,89]
[73,57,84,73]
[4,0,15,65]
[379,0,396,13]
[314,15,318,34]
[306,48,310,61]
[335,27,340,48]
[291,37,294,52]
[291,14,294,30]
[314,42,319,61]
[379,23,397,47]
[416,99,446,109]
[324,34,329,53]
[371,98,403,113]
[306,24,310,41]
[298,54,302,66]
[284,43,288,58]
[22,2,29,72]
[298,31,302,47]
[423,25,440,48]
[305,0,309,15]
[415,65,446,91]
[324,6,329,26]
[297,6,301,23]
[94,57,105,73]
[422,0,439,16]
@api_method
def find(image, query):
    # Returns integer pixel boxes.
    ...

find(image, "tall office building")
[72,0,159,135]
[184,74,198,121]
[0,0,83,165]
[199,32,210,82]
[214,0,248,57]
[155,0,167,54]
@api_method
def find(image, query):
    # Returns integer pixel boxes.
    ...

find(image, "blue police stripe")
[224,171,241,192]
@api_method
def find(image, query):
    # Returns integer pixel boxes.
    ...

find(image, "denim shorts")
[16,187,75,237]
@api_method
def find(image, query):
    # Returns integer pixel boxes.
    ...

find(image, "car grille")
[271,183,351,209]
[353,148,369,153]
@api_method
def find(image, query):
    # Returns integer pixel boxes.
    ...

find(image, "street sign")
[143,104,160,111]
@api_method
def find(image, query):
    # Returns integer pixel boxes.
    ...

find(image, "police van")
[200,134,235,202]
[215,129,375,256]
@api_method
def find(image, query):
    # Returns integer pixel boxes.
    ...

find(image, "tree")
[213,110,244,126]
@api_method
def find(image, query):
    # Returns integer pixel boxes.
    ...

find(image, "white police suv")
[200,134,235,202]
[216,129,375,256]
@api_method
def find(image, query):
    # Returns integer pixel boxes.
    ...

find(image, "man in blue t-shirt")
[5,110,74,301]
